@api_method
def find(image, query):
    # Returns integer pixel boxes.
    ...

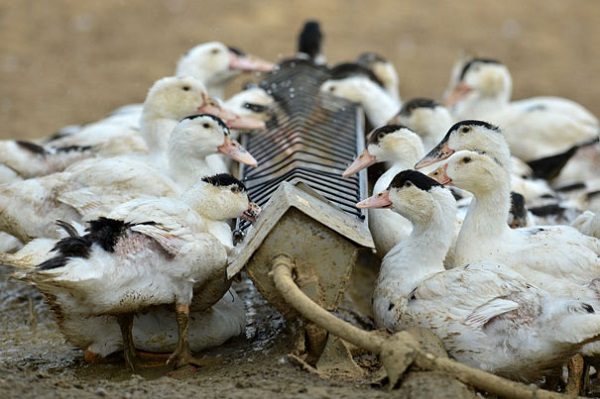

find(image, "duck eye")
[460,126,470,133]
[404,181,412,188]
[182,86,191,91]
[463,157,472,164]
[378,133,386,141]
[211,48,220,55]
[202,123,210,129]
[329,86,336,92]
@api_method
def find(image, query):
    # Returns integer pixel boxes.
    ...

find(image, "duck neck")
[140,114,177,155]
[459,171,512,247]
[359,83,400,126]
[378,194,455,295]
[167,146,215,190]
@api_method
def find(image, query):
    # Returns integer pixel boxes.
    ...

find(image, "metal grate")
[237,59,367,231]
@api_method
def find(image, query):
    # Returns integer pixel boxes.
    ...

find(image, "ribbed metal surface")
[237,59,367,231]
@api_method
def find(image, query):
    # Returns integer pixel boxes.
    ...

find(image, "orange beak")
[229,52,275,73]
[356,191,392,209]
[218,136,258,167]
[444,82,473,107]
[342,149,377,178]
[428,164,452,185]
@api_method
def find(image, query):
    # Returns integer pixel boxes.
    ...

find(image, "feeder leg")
[565,354,585,396]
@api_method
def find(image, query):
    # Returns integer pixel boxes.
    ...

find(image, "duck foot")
[117,313,137,372]
[565,353,585,396]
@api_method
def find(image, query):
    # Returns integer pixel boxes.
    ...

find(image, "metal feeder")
[228,59,374,367]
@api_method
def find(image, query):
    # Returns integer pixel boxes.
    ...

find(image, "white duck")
[415,120,556,204]
[0,115,256,243]
[430,149,600,291]
[357,169,600,382]
[99,42,274,123]
[20,174,259,370]
[320,65,400,127]
[386,98,454,151]
[572,211,600,239]
[445,58,599,163]
[176,42,274,99]
[0,76,256,185]
[356,52,401,104]
[342,125,424,256]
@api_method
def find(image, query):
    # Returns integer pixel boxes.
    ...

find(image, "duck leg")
[116,313,137,371]
[167,303,209,369]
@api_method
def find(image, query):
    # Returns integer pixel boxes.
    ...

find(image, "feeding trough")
[228,59,374,366]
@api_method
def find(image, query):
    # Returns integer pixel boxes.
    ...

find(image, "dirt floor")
[1,0,600,140]
[1,1,600,398]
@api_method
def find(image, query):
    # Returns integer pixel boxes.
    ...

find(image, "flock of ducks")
[1,23,599,391]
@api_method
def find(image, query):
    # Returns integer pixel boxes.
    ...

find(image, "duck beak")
[218,136,258,167]
[444,82,473,107]
[356,191,392,209]
[226,115,266,131]
[198,97,266,131]
[415,142,454,169]
[429,164,452,185]
[241,201,261,223]
[229,51,275,73]
[342,149,377,178]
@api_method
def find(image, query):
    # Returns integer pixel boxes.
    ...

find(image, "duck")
[386,98,453,151]
[320,65,400,127]
[18,173,259,370]
[444,57,599,165]
[175,42,274,99]
[296,20,326,65]
[0,114,257,244]
[0,76,261,185]
[356,169,600,382]
[103,41,275,122]
[429,148,600,291]
[343,125,423,256]
[356,52,401,104]
[415,120,558,205]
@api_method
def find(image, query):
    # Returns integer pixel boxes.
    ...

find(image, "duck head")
[342,125,424,177]
[169,114,257,167]
[195,174,261,222]
[224,87,275,123]
[388,98,453,146]
[356,53,399,94]
[444,58,512,108]
[176,42,274,88]
[357,169,454,225]
[429,150,507,196]
[415,120,510,170]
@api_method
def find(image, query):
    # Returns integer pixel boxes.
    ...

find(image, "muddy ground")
[1,1,600,398]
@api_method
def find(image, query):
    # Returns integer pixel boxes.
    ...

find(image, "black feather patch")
[37,222,93,270]
[54,145,93,153]
[297,20,322,60]
[243,103,268,113]
[388,170,443,192]
[459,58,502,81]
[555,182,587,193]
[366,124,409,145]
[16,140,48,156]
[398,98,439,117]
[227,46,245,56]
[87,218,129,253]
[329,63,384,88]
[202,173,247,193]
[529,204,565,217]
[509,192,527,221]
[526,146,578,180]
[180,114,230,135]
